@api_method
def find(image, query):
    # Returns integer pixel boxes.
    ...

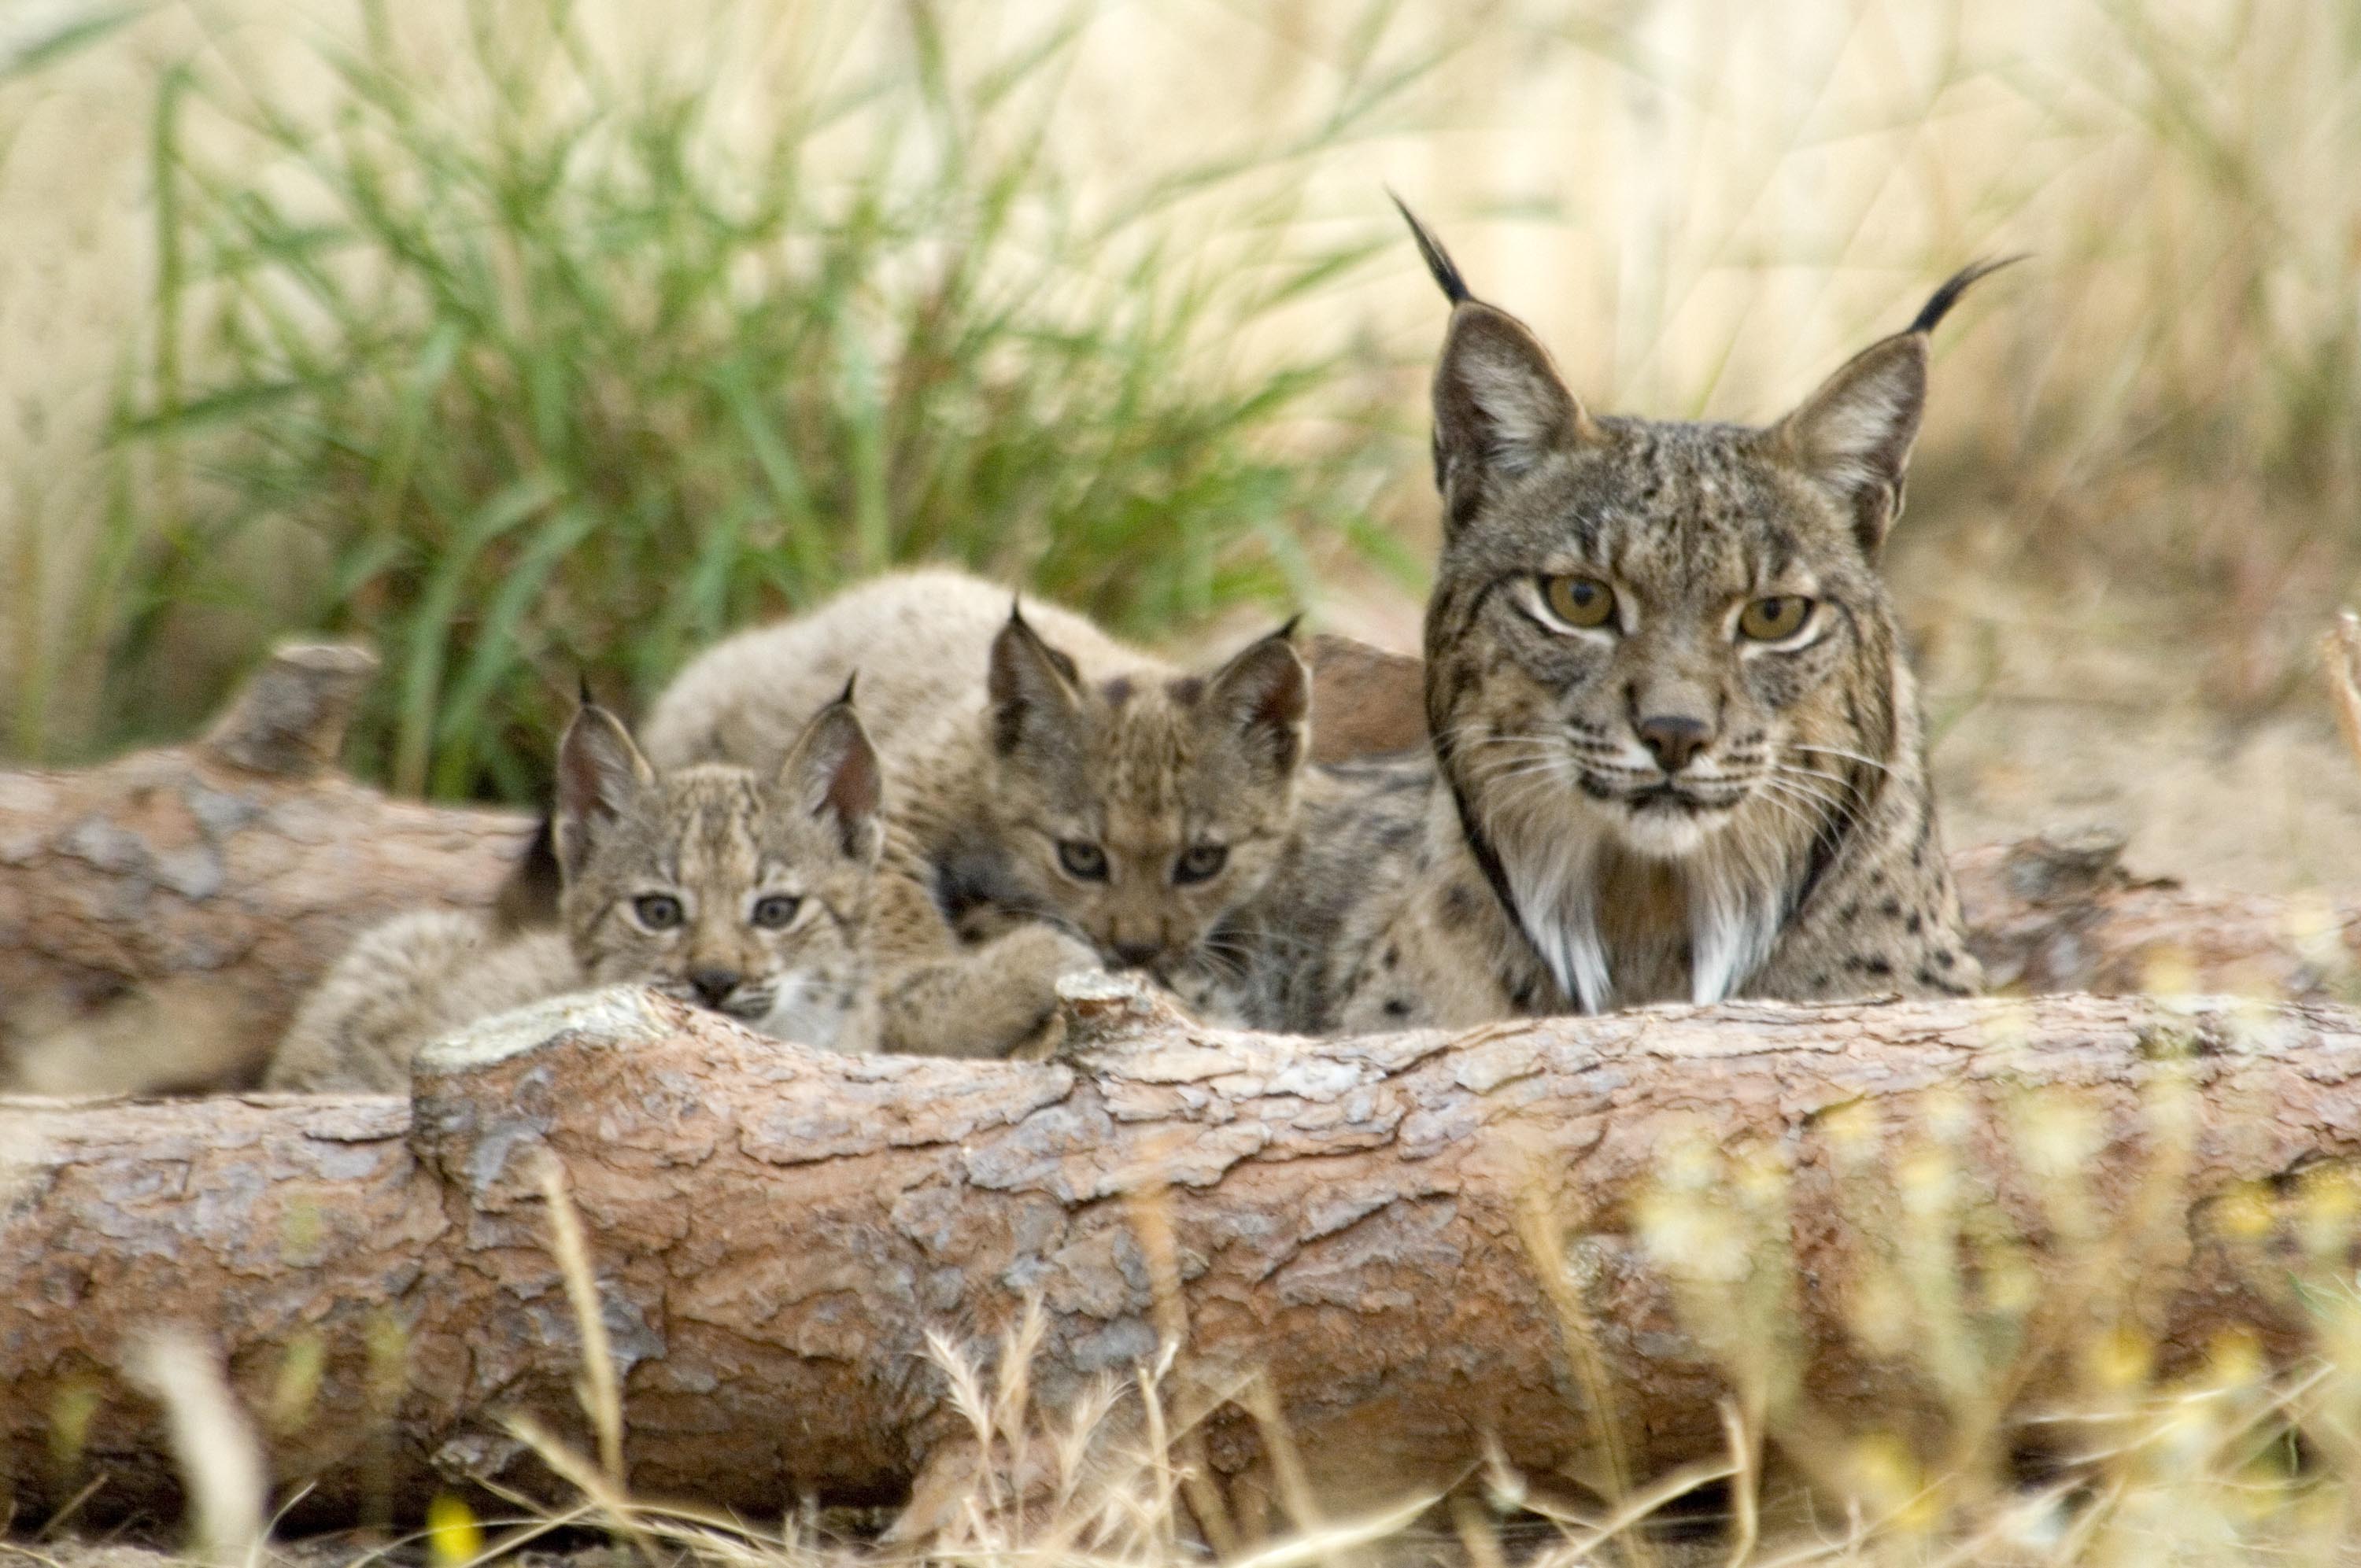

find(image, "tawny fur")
[268,699,883,1090]
[1189,217,1992,1032]
[643,568,1308,1056]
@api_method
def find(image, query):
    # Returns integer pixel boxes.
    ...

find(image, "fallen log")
[0,645,532,1094]
[5,983,2361,1533]
[5,643,2357,1098]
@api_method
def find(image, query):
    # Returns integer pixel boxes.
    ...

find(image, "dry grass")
[53,1066,2361,1568]
[2,0,2358,788]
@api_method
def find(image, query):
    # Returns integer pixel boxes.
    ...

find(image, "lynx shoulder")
[268,694,883,1089]
[1199,211,1999,1032]
[644,568,1309,1054]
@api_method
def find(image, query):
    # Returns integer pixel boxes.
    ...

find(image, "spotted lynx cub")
[266,692,883,1090]
[643,568,1309,1056]
[1193,208,1993,1032]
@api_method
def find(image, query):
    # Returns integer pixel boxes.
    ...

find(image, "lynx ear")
[987,605,1084,762]
[1772,257,2019,557]
[778,687,883,862]
[554,699,655,877]
[1203,619,1309,779]
[1769,333,1929,559]
[1396,198,1596,532]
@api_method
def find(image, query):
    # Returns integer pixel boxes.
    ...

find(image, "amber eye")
[633,894,684,931]
[1540,574,1616,630]
[1173,844,1228,885]
[1057,840,1109,880]
[1738,596,1814,642]
[749,894,800,929]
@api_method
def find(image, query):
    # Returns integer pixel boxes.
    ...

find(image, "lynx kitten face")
[971,611,1308,976]
[556,692,883,1046]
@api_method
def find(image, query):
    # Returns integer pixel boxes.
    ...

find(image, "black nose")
[1110,940,1161,968]
[1637,715,1712,773]
[689,968,741,1006]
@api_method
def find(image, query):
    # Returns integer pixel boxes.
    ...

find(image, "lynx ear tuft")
[1771,259,2019,557]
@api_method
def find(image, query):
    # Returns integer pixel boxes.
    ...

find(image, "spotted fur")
[1195,214,1997,1032]
[642,569,1308,1056]
[266,696,883,1089]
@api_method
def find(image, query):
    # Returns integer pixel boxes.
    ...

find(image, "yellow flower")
[427,1492,485,1567]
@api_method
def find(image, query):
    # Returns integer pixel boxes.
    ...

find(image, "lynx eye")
[1539,574,1616,630]
[1173,844,1228,884]
[749,894,801,929]
[632,894,684,931]
[1738,595,1815,642]
[1057,840,1109,880]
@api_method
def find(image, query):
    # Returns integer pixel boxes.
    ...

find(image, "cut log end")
[201,641,381,778]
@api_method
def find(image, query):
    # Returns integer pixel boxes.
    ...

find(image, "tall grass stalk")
[99,0,1423,799]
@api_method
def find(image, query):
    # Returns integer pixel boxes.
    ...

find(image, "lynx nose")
[1637,714,1712,774]
[689,967,741,1007]
[1110,939,1162,969]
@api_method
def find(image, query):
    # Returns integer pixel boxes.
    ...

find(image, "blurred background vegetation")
[0,0,2355,877]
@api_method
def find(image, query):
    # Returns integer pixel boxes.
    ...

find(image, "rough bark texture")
[5,983,2361,1532]
[0,644,531,1092]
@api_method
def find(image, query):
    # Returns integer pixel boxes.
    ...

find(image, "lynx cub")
[1196,208,1994,1032]
[643,568,1309,1056]
[266,692,883,1090]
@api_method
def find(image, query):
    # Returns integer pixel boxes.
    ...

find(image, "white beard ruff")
[1496,806,1786,1013]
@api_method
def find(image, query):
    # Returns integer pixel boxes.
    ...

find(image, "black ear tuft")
[1389,190,1472,306]
[1908,255,2024,336]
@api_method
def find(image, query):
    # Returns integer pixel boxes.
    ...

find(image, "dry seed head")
[1635,1190,1748,1280]
[2204,1326,2267,1389]
[1920,1087,1972,1144]
[1980,1248,2039,1316]
[1845,1433,1934,1532]
[1897,1146,1956,1217]
[2021,1096,2101,1178]
[2086,1323,2152,1392]
[2214,1181,2278,1242]
[267,1330,326,1435]
[2299,1166,2359,1259]
[1820,1099,1882,1168]
[2285,890,2343,964]
[1848,1272,1914,1357]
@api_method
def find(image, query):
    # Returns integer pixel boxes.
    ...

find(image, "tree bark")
[0,645,533,1093]
[4,640,2355,1097]
[5,982,2361,1532]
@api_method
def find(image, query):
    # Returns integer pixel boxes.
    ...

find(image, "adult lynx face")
[973,610,1309,973]
[1404,201,2003,1009]
[554,692,883,1046]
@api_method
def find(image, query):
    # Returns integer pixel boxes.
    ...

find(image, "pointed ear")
[1774,257,2021,557]
[1432,304,1594,530]
[1768,331,1928,558]
[778,694,883,862]
[1203,620,1310,779]
[987,607,1084,760]
[554,701,654,877]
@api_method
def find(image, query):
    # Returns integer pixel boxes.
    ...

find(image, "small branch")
[201,641,379,778]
